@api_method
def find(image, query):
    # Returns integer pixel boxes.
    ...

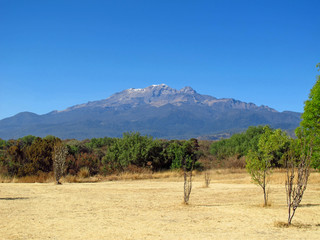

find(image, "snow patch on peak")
[149,84,169,88]
[128,84,169,92]
[128,88,145,92]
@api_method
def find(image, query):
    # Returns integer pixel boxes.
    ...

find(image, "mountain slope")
[0,84,301,140]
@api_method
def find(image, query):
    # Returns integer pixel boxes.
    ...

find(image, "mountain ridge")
[57,84,277,112]
[0,84,301,140]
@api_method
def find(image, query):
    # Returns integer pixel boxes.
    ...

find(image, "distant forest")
[1,125,310,180]
[0,132,202,178]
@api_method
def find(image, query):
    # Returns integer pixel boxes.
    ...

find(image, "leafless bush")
[201,156,212,188]
[53,143,68,184]
[183,157,195,204]
[183,170,192,204]
[284,138,313,225]
[204,171,211,187]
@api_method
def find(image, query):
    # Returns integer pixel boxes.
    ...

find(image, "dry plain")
[1,170,320,240]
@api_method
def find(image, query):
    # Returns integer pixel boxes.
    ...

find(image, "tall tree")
[299,63,320,169]
[281,63,320,224]
[246,126,290,206]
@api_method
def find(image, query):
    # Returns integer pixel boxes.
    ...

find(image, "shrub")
[78,167,90,178]
[53,143,68,184]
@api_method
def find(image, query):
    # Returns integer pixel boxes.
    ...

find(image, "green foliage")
[246,150,267,184]
[86,137,115,149]
[246,127,290,206]
[300,77,320,135]
[102,133,201,174]
[168,139,201,170]
[0,139,6,168]
[0,138,7,149]
[1,133,202,177]
[166,141,185,169]
[210,125,267,160]
[246,127,290,182]
[19,135,37,146]
[103,132,154,172]
[145,140,169,171]
[299,64,320,169]
[258,127,291,167]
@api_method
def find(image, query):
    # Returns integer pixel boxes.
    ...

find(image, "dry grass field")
[1,170,320,239]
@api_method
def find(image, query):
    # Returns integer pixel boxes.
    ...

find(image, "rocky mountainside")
[61,84,276,111]
[0,84,301,140]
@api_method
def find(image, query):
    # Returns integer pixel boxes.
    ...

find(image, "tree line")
[0,133,201,178]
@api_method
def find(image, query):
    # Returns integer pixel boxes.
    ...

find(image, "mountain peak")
[0,84,301,140]
[127,84,170,92]
[180,86,196,94]
[62,84,277,112]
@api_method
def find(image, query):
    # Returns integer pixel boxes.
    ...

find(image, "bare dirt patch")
[1,171,320,239]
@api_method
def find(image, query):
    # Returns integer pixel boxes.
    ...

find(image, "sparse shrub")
[202,157,212,187]
[78,167,90,178]
[204,171,211,187]
[183,157,194,204]
[64,174,78,183]
[75,152,100,176]
[183,139,200,204]
[283,135,313,225]
[53,143,68,184]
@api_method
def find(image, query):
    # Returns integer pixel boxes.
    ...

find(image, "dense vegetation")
[210,126,266,160]
[0,132,202,178]
[209,125,292,168]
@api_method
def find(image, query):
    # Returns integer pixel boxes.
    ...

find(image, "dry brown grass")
[102,170,184,182]
[1,171,320,239]
[2,168,319,185]
[0,172,54,183]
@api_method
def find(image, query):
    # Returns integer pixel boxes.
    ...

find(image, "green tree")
[168,139,200,170]
[246,126,290,206]
[299,63,320,169]
[102,132,154,172]
[19,135,37,146]
[147,140,171,171]
[210,125,267,161]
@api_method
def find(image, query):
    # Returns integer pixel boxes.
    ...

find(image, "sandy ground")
[1,171,320,240]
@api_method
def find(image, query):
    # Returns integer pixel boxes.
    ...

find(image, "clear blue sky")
[0,0,319,120]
